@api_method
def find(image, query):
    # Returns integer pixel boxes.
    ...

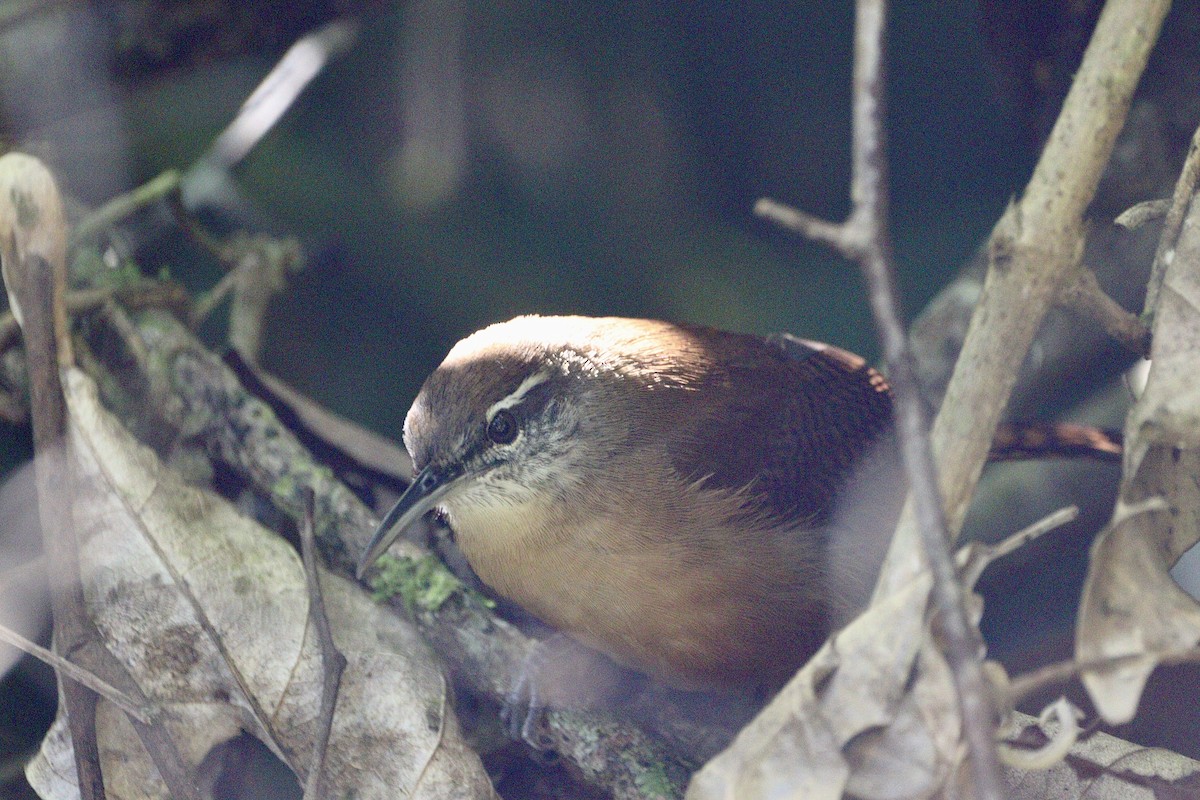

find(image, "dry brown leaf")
[1075,197,1200,725]
[687,573,962,800]
[687,506,1091,799]
[24,369,494,799]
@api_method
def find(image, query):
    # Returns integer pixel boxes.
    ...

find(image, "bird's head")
[357,315,685,577]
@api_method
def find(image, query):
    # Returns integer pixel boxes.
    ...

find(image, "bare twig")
[172,229,305,355]
[1055,266,1151,356]
[1114,197,1171,230]
[754,198,853,251]
[410,673,448,798]
[225,235,304,361]
[1007,646,1200,706]
[0,281,191,357]
[757,1,1007,796]
[172,188,308,345]
[92,299,179,420]
[163,188,227,260]
[0,152,105,800]
[71,170,182,246]
[848,2,1006,795]
[98,299,153,376]
[299,487,347,800]
[0,620,154,723]
[957,506,1079,590]
[191,269,239,327]
[1,154,206,800]
[1143,123,1200,317]
[206,19,360,169]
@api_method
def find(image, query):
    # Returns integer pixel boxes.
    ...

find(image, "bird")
[357,315,900,699]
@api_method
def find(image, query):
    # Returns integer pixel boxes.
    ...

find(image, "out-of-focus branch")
[1056,265,1151,357]
[0,151,105,800]
[1,153,207,800]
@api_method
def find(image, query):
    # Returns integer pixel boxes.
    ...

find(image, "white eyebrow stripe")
[487,370,552,419]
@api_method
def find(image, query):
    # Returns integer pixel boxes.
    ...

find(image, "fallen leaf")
[25,369,494,799]
[686,573,961,800]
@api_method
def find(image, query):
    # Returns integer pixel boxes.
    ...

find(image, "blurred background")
[0,0,1196,796]
[0,0,1044,444]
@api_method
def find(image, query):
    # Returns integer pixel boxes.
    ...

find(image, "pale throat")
[442,473,551,532]
[438,481,586,601]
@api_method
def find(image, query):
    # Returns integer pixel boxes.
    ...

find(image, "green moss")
[633,760,679,799]
[272,473,297,499]
[70,247,107,285]
[71,246,146,290]
[369,553,494,613]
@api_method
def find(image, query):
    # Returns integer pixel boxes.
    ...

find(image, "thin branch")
[1006,646,1200,706]
[224,235,304,362]
[299,488,346,800]
[206,20,360,169]
[191,269,239,327]
[958,506,1079,591]
[0,281,191,357]
[1055,266,1151,356]
[849,2,1005,796]
[758,1,1006,796]
[0,152,106,800]
[0,620,153,724]
[71,170,182,246]
[753,198,854,251]
[157,186,224,262]
[1114,197,1171,230]
[410,673,448,798]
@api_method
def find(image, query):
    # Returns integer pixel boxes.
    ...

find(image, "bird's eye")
[487,409,519,445]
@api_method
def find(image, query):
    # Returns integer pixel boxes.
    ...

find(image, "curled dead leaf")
[686,574,963,800]
[1076,195,1200,725]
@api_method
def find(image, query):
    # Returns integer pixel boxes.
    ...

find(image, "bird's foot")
[501,633,640,749]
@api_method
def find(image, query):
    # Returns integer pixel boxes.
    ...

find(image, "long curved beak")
[356,463,462,579]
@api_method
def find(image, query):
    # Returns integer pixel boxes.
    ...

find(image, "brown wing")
[662,326,894,528]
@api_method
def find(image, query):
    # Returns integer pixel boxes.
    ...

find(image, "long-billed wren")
[358,315,898,696]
